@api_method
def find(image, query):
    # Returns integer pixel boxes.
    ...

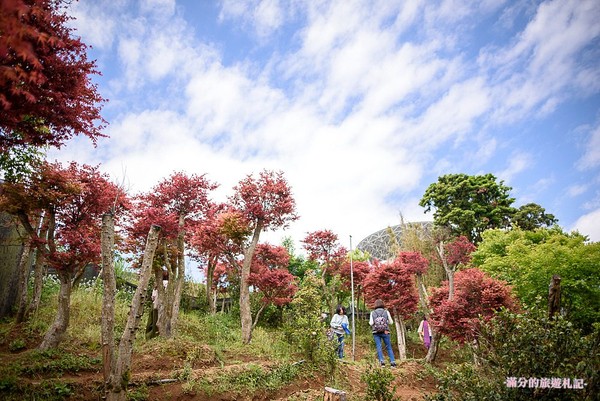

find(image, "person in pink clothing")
[418,316,431,349]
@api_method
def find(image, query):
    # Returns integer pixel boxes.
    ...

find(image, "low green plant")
[361,364,399,401]
[8,338,26,352]
[19,348,101,376]
[126,384,148,401]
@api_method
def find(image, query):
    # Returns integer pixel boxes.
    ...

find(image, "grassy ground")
[0,283,455,400]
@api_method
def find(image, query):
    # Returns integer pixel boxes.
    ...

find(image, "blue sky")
[49,0,600,264]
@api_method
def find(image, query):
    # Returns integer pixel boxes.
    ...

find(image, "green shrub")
[361,364,399,401]
[283,273,337,375]
[426,309,600,401]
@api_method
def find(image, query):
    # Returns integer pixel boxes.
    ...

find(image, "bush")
[426,309,599,400]
[283,272,337,374]
[361,364,399,401]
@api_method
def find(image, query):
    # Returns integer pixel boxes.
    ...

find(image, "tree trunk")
[38,269,72,350]
[392,309,407,361]
[425,329,440,363]
[0,212,24,319]
[106,224,161,401]
[240,221,263,344]
[100,213,116,386]
[206,258,216,314]
[156,244,173,337]
[168,214,186,336]
[15,239,33,323]
[25,248,46,319]
[436,241,454,301]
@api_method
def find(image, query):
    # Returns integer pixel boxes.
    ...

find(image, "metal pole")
[350,235,356,361]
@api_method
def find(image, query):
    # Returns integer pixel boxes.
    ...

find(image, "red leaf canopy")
[1,0,106,150]
[429,268,518,343]
[363,257,419,320]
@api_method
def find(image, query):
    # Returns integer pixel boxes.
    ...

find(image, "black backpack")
[372,309,388,333]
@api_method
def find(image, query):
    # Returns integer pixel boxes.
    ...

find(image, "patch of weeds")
[8,338,26,352]
[361,363,400,401]
[127,384,149,401]
[19,348,101,376]
[172,363,193,381]
[0,375,18,392]
[0,379,73,401]
[211,362,301,396]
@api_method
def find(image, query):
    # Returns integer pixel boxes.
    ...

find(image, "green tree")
[512,203,558,231]
[472,227,600,331]
[419,173,515,243]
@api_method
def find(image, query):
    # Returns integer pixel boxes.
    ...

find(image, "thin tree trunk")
[392,309,407,361]
[436,241,454,301]
[206,258,216,314]
[26,248,46,319]
[168,214,186,336]
[425,330,440,363]
[240,221,263,344]
[251,302,268,331]
[15,239,33,323]
[100,213,116,387]
[38,269,72,350]
[107,224,161,401]
[156,244,173,337]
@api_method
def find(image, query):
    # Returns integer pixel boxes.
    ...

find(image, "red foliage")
[363,257,419,320]
[444,235,476,267]
[127,172,217,252]
[0,0,106,150]
[338,260,371,297]
[0,161,125,272]
[229,170,298,232]
[301,229,347,275]
[429,268,518,343]
[248,244,296,306]
[397,251,429,275]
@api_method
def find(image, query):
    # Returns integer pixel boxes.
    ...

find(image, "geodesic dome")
[356,222,432,260]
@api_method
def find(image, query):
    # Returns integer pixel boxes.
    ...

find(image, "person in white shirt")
[330,305,350,358]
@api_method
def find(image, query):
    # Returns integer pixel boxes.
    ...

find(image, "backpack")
[372,309,388,333]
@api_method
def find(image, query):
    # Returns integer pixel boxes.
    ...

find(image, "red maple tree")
[302,229,347,314]
[1,0,106,151]
[0,161,125,349]
[127,172,217,337]
[248,244,297,328]
[228,170,298,343]
[429,268,518,343]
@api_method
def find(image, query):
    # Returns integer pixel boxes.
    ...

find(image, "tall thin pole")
[350,235,356,361]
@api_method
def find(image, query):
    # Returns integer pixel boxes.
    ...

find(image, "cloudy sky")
[49,0,600,263]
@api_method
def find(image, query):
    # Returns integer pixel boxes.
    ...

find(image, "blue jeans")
[373,332,395,365]
[336,333,345,358]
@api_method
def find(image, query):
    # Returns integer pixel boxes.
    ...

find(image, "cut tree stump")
[324,386,347,401]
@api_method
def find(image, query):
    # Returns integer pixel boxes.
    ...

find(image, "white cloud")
[572,208,600,242]
[48,0,600,253]
[497,151,532,183]
[567,184,589,197]
[577,124,600,170]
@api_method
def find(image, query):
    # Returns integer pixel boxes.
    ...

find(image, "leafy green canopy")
[419,174,557,245]
[473,227,600,331]
[419,173,516,243]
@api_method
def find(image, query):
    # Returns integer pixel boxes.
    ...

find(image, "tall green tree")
[512,203,558,230]
[419,173,515,243]
[472,227,600,331]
